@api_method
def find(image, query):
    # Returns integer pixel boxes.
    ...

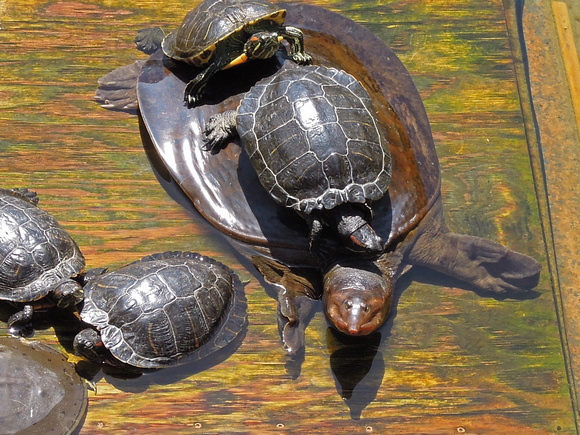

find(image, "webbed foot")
[405,199,541,294]
[251,255,321,356]
[134,27,165,54]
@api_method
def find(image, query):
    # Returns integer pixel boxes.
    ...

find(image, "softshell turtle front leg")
[251,255,321,356]
[405,198,541,293]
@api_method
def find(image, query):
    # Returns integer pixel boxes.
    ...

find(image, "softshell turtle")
[73,251,246,369]
[135,0,311,107]
[0,336,88,434]
[96,4,541,352]
[0,188,85,335]
[204,65,392,255]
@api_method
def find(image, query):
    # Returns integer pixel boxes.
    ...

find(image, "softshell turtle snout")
[323,263,392,336]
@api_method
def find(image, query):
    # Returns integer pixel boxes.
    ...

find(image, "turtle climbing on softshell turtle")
[0,336,88,434]
[73,251,247,369]
[204,65,392,256]
[96,4,541,352]
[0,188,85,336]
[135,0,311,107]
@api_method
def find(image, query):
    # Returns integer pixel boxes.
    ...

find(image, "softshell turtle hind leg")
[404,196,541,294]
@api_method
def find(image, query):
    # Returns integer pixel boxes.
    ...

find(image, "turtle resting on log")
[135,0,311,107]
[204,65,392,256]
[73,251,247,369]
[0,188,85,336]
[95,3,541,353]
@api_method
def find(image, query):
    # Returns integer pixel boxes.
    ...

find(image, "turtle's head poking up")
[323,262,392,336]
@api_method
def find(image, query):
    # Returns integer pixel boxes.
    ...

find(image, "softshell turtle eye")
[344,300,353,310]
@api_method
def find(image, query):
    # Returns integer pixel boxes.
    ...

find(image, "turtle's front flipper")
[134,27,166,54]
[406,200,541,294]
[251,256,321,356]
[203,109,239,152]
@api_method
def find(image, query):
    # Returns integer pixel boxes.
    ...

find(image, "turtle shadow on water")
[0,301,83,343]
[75,321,248,393]
[327,328,386,420]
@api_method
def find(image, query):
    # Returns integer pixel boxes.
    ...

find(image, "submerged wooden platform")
[0,0,579,432]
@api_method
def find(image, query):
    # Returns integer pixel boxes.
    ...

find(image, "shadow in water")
[327,328,385,420]
[75,318,248,392]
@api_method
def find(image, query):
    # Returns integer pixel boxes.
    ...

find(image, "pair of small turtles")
[97,2,542,349]
[136,0,391,256]
[0,188,246,369]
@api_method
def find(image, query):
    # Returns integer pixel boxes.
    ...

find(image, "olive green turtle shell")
[80,251,246,369]
[0,188,85,302]
[162,0,286,66]
[236,65,392,214]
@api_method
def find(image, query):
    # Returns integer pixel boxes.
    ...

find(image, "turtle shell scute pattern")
[80,251,246,368]
[162,0,286,65]
[237,65,392,214]
[0,191,85,302]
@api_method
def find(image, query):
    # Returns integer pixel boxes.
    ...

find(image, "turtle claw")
[292,52,312,65]
[8,305,34,337]
[184,90,203,108]
[203,110,238,152]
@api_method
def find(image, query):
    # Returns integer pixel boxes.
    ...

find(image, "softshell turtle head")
[323,261,392,336]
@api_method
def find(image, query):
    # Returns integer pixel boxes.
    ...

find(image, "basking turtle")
[135,0,311,107]
[0,337,88,434]
[73,251,247,369]
[96,4,541,352]
[204,65,392,255]
[0,188,85,336]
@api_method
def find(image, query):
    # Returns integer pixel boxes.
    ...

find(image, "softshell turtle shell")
[0,337,88,434]
[74,251,246,369]
[140,0,310,106]
[204,65,392,254]
[0,188,85,333]
[98,4,541,350]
